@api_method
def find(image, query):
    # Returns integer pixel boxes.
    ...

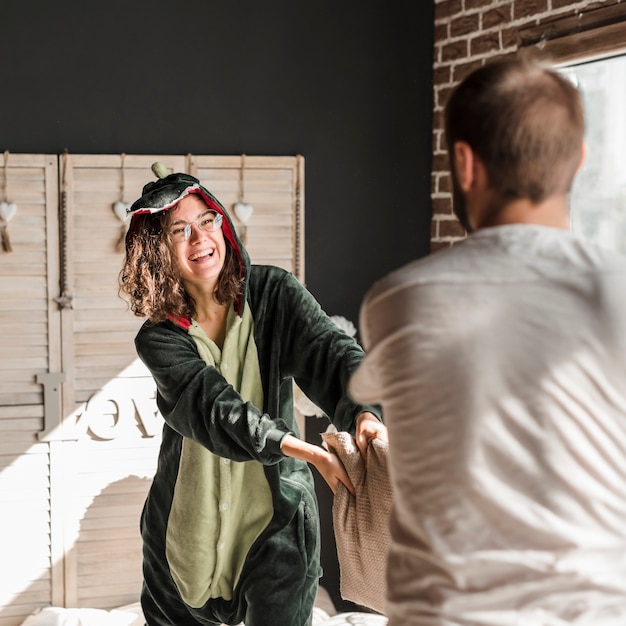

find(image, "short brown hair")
[444,57,585,203]
[118,211,243,323]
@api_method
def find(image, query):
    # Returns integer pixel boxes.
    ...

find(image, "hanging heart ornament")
[233,201,254,223]
[112,201,131,222]
[0,201,17,223]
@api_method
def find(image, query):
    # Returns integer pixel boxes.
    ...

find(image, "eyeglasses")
[168,210,223,243]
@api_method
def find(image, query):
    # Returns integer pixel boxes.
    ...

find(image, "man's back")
[351,224,626,625]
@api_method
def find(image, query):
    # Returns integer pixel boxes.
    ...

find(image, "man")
[350,58,626,625]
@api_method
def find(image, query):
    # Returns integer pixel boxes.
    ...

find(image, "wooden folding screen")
[0,153,305,626]
[0,154,60,626]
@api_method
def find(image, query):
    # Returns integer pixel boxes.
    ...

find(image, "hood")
[125,168,251,319]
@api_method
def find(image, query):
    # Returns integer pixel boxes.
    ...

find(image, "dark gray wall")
[0,0,434,611]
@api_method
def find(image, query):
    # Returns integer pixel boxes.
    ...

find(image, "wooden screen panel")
[73,438,157,609]
[0,155,59,626]
[190,155,305,282]
[0,155,59,407]
[61,154,187,410]
[58,154,185,608]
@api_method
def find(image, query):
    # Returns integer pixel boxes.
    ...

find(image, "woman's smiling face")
[167,193,227,292]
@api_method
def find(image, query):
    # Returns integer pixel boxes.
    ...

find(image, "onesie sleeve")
[135,320,290,463]
[255,269,382,435]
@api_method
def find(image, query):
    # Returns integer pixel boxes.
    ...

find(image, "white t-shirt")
[350,224,626,626]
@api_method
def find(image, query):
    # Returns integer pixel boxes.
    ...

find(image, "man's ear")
[453,141,476,192]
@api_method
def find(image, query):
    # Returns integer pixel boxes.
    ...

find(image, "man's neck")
[477,195,570,231]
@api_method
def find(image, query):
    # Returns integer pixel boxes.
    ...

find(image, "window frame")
[518,3,626,66]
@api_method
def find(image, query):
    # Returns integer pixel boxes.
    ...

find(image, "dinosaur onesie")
[125,172,381,626]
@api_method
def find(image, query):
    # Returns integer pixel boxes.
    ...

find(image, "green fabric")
[136,263,383,625]
[132,175,383,624]
[166,303,273,606]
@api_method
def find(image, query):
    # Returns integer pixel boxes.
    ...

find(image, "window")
[565,54,626,253]
[519,3,626,253]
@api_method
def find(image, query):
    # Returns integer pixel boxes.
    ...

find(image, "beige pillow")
[321,431,391,615]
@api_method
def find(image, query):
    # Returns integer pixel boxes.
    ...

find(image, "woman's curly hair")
[118,211,244,323]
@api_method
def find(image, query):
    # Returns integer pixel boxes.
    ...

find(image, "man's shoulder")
[364,242,472,302]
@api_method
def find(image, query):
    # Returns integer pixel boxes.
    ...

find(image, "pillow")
[110,603,144,626]
[321,432,391,615]
[20,607,138,626]
[312,606,331,625]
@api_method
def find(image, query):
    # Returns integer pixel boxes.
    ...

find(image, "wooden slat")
[0,356,48,368]
[0,371,45,385]
[0,417,42,432]
[0,346,48,358]
[78,592,141,611]
[0,298,48,312]
[1,333,49,347]
[1,580,51,607]
[0,405,43,419]
[0,394,42,407]
[0,441,48,455]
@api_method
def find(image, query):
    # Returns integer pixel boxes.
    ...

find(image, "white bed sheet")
[18,587,388,626]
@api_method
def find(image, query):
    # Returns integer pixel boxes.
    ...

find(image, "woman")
[119,166,386,626]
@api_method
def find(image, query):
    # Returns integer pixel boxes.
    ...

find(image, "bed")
[18,586,388,626]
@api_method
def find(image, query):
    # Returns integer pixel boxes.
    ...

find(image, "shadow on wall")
[0,474,151,626]
[73,476,150,610]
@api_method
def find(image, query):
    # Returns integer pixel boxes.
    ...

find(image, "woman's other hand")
[355,411,388,459]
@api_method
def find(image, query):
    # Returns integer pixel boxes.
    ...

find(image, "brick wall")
[430,0,624,252]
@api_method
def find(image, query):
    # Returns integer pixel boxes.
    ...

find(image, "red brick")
[465,0,495,9]
[452,59,484,83]
[435,0,464,20]
[435,22,449,41]
[483,5,513,30]
[470,32,501,55]
[442,39,469,62]
[432,197,453,216]
[438,218,467,238]
[513,0,548,21]
[432,109,445,131]
[438,173,452,194]
[451,13,480,37]
[431,220,438,238]
[432,153,451,173]
[497,50,521,62]
[433,65,452,85]
[436,85,455,109]
[501,26,519,49]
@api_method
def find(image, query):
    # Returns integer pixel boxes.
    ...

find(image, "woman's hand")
[280,434,355,496]
[314,448,356,496]
[355,411,388,459]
